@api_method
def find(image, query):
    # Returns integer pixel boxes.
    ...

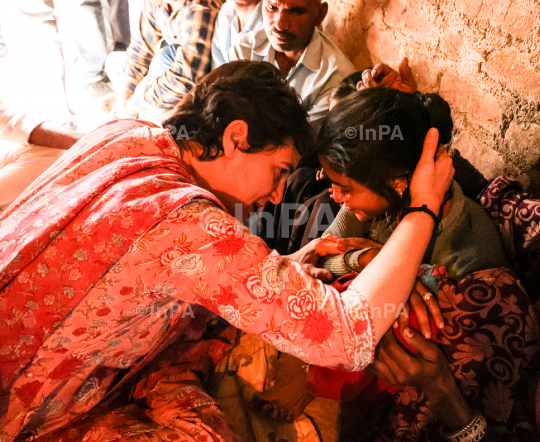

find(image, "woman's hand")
[287,234,342,282]
[409,128,454,216]
[394,280,445,339]
[367,327,475,430]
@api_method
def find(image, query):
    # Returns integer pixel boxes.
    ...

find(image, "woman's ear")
[222,120,249,158]
[390,176,409,197]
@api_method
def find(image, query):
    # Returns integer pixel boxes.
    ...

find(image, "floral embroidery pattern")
[0,121,374,442]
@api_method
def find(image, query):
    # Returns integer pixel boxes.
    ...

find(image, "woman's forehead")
[319,157,355,187]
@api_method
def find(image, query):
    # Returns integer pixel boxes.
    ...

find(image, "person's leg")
[0,141,65,213]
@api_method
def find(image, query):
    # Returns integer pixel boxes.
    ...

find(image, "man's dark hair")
[316,87,453,220]
[163,60,313,160]
[330,71,364,102]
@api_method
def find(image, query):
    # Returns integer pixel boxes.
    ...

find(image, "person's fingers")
[371,63,393,79]
[366,359,396,386]
[355,80,367,91]
[361,69,378,88]
[367,363,395,385]
[312,236,341,256]
[418,128,440,165]
[372,65,398,88]
[400,326,439,362]
[336,237,381,252]
[336,237,368,251]
[397,302,410,336]
[375,330,415,384]
[410,127,454,214]
[409,291,431,339]
[415,281,445,330]
[397,57,418,91]
[306,265,334,282]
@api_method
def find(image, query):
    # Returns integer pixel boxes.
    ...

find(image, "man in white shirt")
[211,0,264,68]
[228,0,355,121]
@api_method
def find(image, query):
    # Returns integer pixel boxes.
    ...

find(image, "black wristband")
[402,205,439,230]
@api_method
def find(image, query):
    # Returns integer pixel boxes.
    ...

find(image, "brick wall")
[324,0,540,192]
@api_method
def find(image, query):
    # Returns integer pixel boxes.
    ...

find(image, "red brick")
[439,71,503,132]
[502,0,538,40]
[452,132,506,180]
[484,47,540,103]
[384,0,437,45]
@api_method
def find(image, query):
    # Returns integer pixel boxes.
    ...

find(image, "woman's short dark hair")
[315,87,453,220]
[163,61,313,160]
[330,71,364,102]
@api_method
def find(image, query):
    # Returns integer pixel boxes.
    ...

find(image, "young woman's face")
[319,157,390,222]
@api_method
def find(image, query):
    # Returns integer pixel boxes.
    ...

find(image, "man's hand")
[357,58,418,93]
[367,327,450,390]
[367,327,475,430]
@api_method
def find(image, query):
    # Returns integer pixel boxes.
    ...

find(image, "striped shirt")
[125,0,223,112]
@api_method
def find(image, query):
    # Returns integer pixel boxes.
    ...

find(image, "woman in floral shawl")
[0,61,453,442]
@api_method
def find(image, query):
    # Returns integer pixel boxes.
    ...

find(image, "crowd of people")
[1,1,540,442]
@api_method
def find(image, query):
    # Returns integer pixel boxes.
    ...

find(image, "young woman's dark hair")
[330,71,364,102]
[163,60,314,160]
[316,87,453,220]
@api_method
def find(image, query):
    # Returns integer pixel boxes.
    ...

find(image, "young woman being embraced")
[254,88,539,442]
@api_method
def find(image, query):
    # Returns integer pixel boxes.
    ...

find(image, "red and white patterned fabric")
[0,120,374,441]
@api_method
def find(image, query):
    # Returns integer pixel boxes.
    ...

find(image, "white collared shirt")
[211,1,264,69]
[228,27,355,121]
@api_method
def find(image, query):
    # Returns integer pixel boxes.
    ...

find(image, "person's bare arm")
[28,121,83,150]
[349,128,453,341]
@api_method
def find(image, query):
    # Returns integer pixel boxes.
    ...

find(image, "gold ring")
[422,292,432,302]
